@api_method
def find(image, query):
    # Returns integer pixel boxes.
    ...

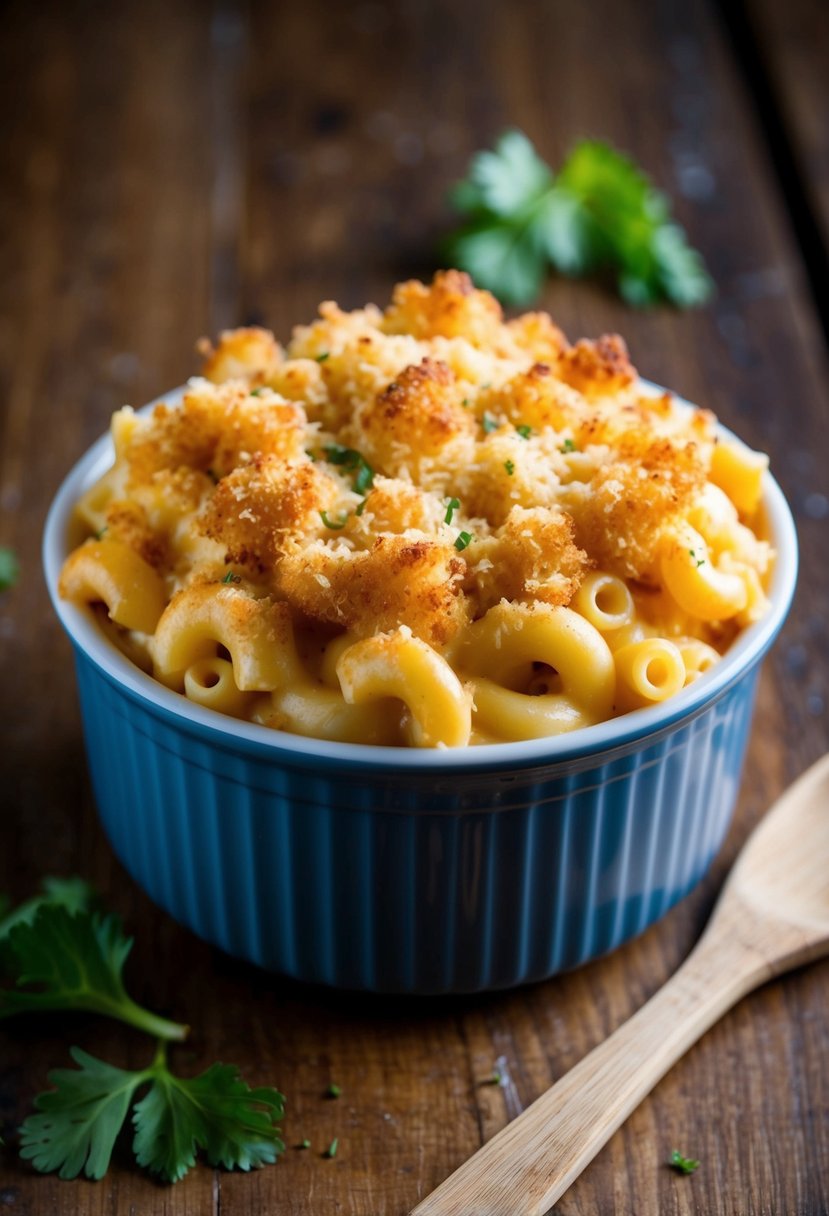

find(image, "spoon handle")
[410,927,767,1216]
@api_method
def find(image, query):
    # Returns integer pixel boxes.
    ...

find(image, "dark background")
[0,0,827,1211]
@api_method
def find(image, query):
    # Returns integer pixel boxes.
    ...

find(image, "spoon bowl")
[411,753,829,1216]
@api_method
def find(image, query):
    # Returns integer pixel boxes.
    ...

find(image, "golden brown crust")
[199,456,339,571]
[275,535,468,647]
[382,270,503,346]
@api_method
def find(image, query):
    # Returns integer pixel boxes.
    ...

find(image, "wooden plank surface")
[1,1,827,1213]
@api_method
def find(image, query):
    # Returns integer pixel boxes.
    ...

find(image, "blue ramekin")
[43,389,798,993]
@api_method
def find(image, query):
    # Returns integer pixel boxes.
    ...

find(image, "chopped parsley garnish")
[315,351,330,362]
[454,531,473,552]
[355,498,368,516]
[482,413,498,434]
[515,424,532,439]
[325,1138,339,1159]
[560,437,577,453]
[323,444,375,494]
[222,570,241,584]
[444,130,713,308]
[444,497,461,524]
[482,1069,504,1086]
[462,397,470,407]
[504,460,515,476]
[325,1083,341,1099]
[669,1149,700,1175]
[688,549,705,568]
[298,1138,311,1149]
[249,387,265,396]
[0,547,19,591]
[320,510,349,530]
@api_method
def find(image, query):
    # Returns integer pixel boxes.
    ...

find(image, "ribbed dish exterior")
[75,649,759,994]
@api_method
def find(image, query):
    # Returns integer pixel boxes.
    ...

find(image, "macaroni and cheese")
[59,271,772,747]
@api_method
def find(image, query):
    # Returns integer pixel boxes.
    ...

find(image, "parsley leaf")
[669,1148,700,1175]
[0,547,18,591]
[444,497,460,524]
[0,876,96,943]
[133,1051,285,1180]
[454,531,473,552]
[19,1043,285,1183]
[20,1047,142,1180]
[0,903,187,1041]
[444,130,713,308]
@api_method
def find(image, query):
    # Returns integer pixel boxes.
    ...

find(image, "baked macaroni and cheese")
[59,271,772,747]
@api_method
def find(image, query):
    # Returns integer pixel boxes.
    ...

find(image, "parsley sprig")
[2,879,286,1183]
[19,1042,285,1182]
[444,130,713,308]
[0,900,187,1041]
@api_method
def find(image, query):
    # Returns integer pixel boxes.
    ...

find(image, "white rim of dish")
[43,381,798,772]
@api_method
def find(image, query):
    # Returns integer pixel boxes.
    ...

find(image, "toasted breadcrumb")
[88,271,764,665]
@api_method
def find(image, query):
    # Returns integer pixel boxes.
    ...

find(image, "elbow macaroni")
[59,272,774,747]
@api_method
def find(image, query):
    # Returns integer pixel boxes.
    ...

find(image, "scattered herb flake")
[323,444,375,494]
[504,460,515,476]
[515,424,532,440]
[249,387,265,396]
[560,437,577,453]
[320,510,349,531]
[481,1069,504,1086]
[298,1138,311,1149]
[444,130,713,308]
[444,497,461,525]
[454,531,473,552]
[669,1149,700,1175]
[222,571,240,584]
[315,351,330,362]
[325,1083,341,1099]
[0,548,19,591]
[462,397,470,407]
[688,549,705,568]
[482,413,498,434]
[355,498,368,516]
[325,1138,339,1159]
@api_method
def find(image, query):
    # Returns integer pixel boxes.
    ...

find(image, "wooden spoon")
[410,753,829,1216]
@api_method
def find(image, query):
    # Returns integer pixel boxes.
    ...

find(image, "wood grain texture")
[0,1,827,1213]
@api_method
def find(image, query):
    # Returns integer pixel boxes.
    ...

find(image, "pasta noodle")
[59,271,773,747]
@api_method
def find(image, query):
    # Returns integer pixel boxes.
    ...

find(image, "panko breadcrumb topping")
[96,271,754,650]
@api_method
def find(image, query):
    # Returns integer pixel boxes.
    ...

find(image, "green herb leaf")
[515,424,532,440]
[560,438,577,453]
[444,131,713,308]
[315,351,330,362]
[454,531,473,552]
[249,387,265,396]
[133,1052,285,1181]
[325,1082,341,1099]
[504,460,515,476]
[222,570,241,584]
[355,498,368,516]
[444,497,461,525]
[323,444,375,494]
[0,548,19,591]
[325,1137,339,1159]
[0,877,96,945]
[298,1138,311,1149]
[481,413,498,434]
[669,1148,700,1175]
[0,904,187,1041]
[20,1042,285,1183]
[19,1046,144,1180]
[320,510,349,531]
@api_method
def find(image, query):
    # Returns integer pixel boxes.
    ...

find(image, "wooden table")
[1,0,827,1210]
